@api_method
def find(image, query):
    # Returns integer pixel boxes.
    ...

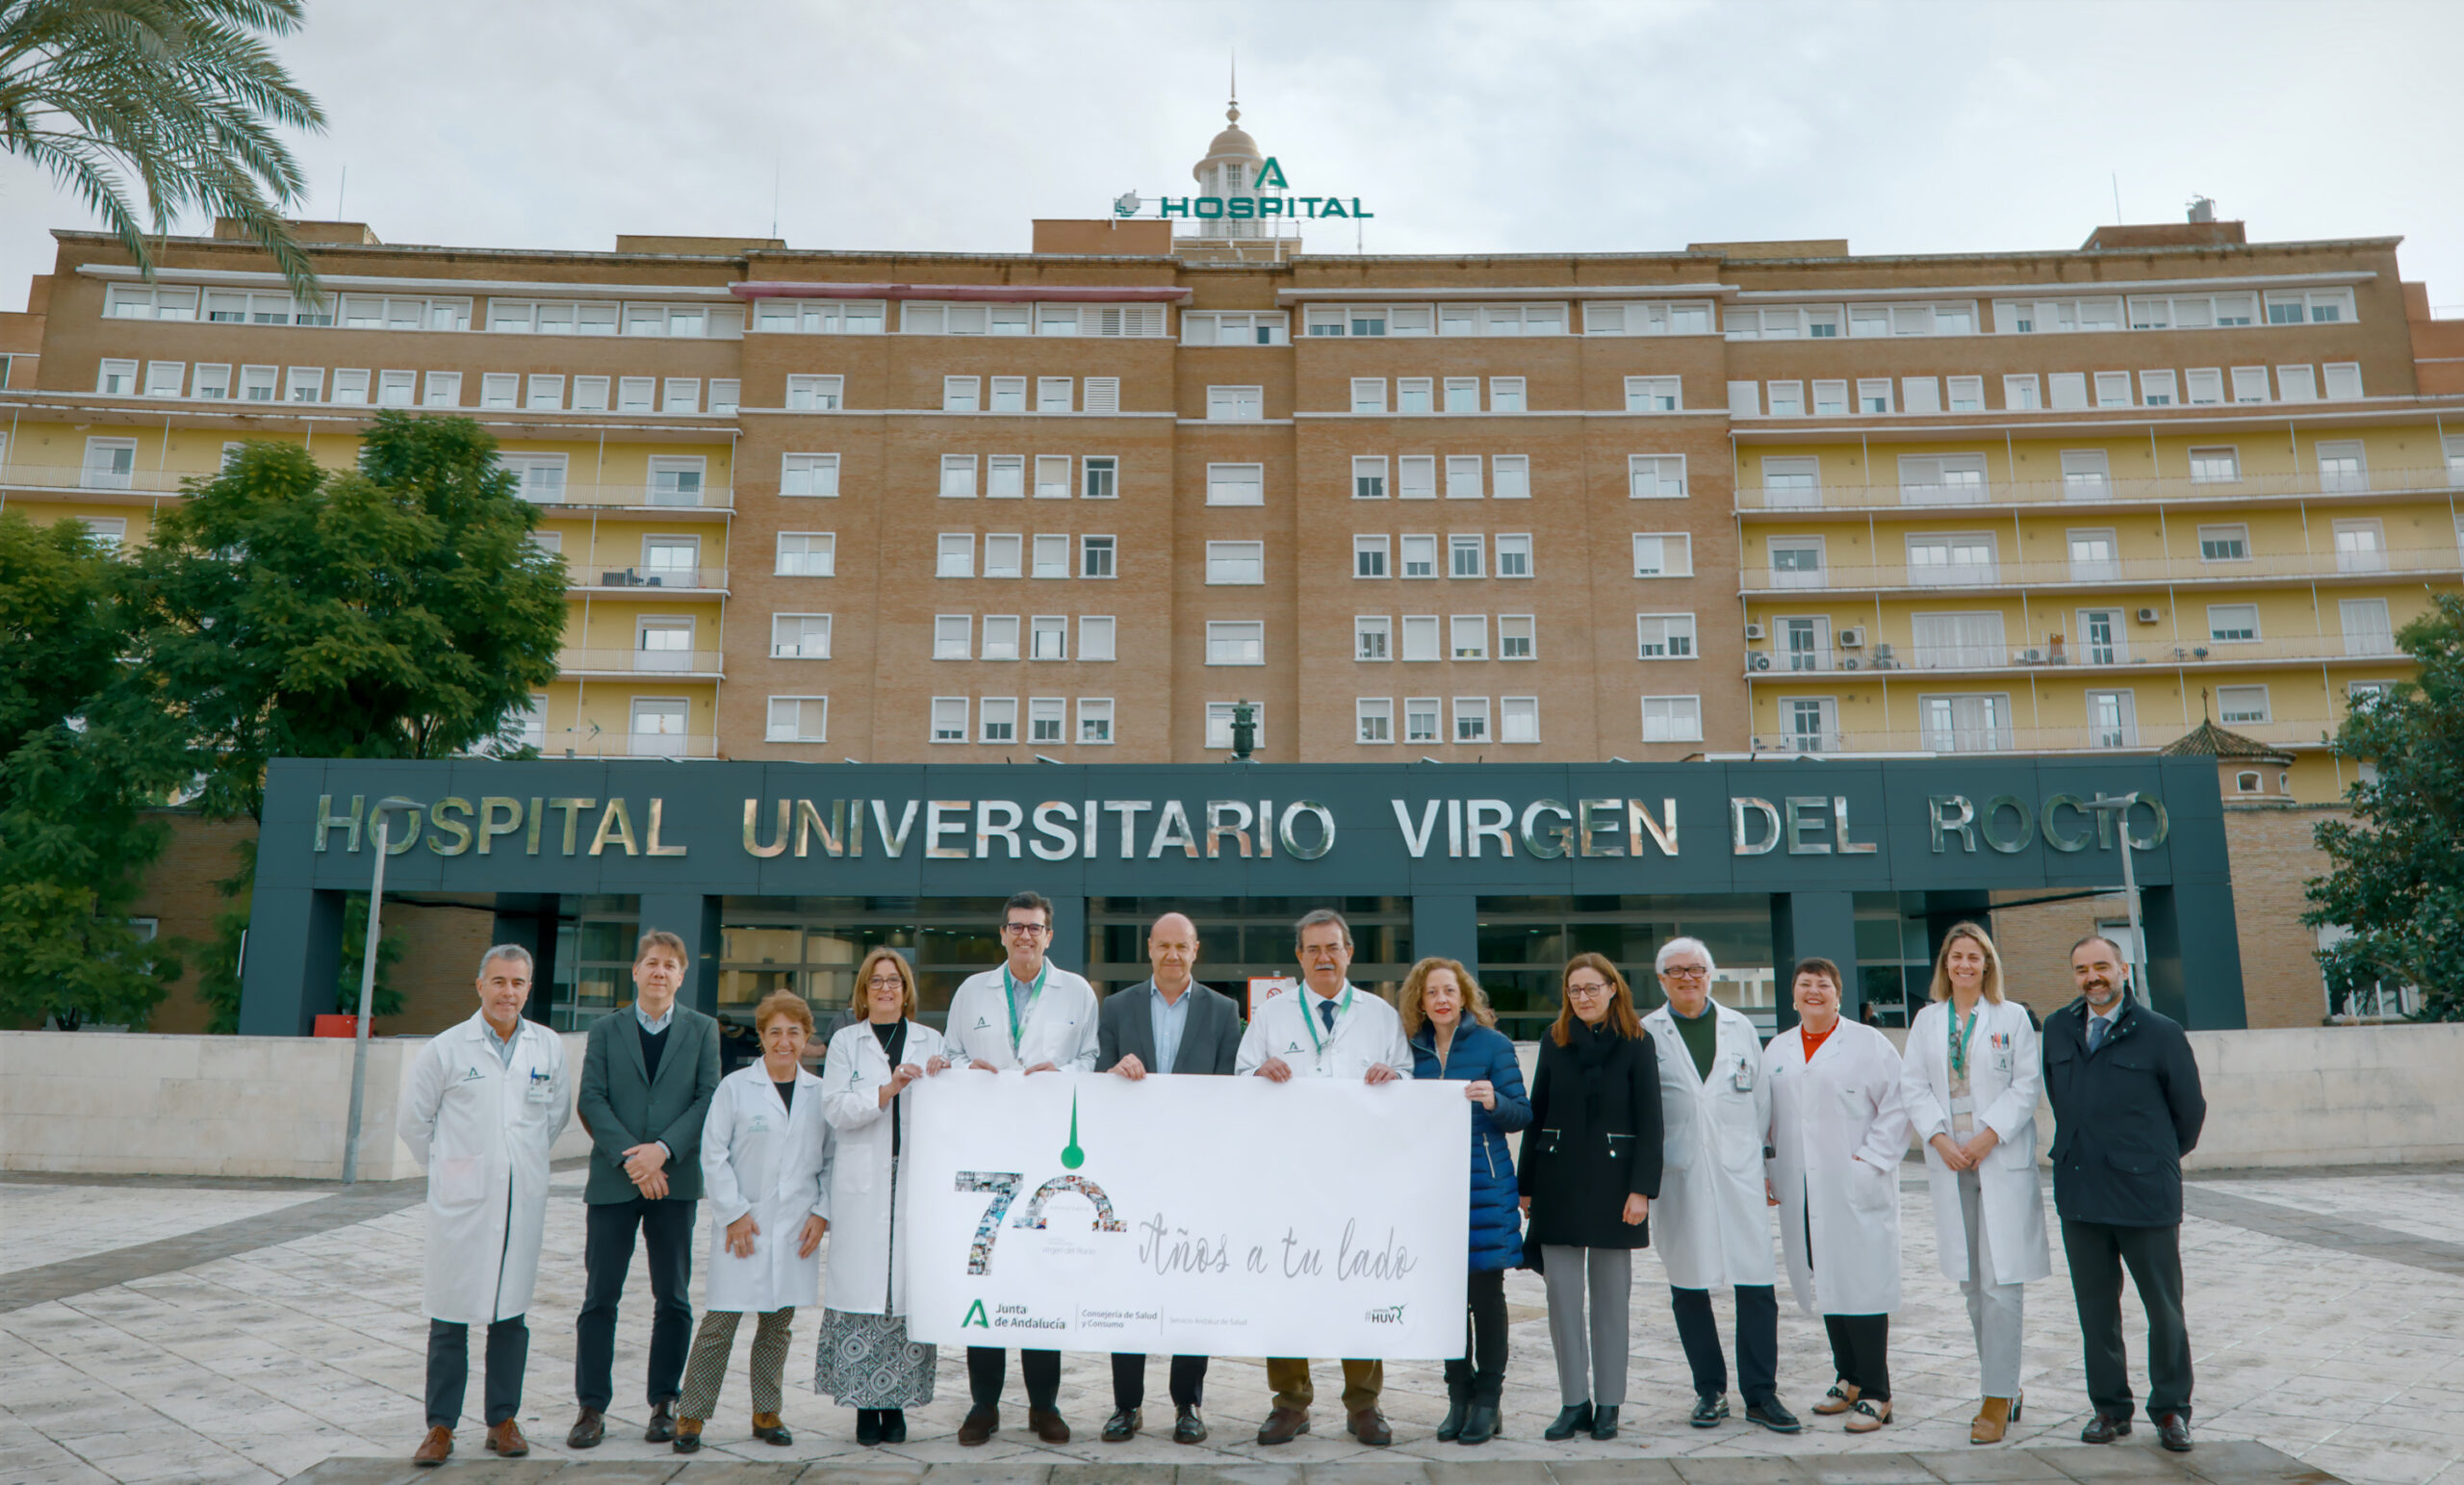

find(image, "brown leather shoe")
[1255,1406,1310,1445]
[565,1407,604,1449]
[751,1411,792,1446]
[957,1405,999,1446]
[1812,1380,1860,1415]
[412,1425,451,1466]
[1970,1396,2011,1445]
[1348,1407,1394,1446]
[1028,1407,1071,1444]
[484,1419,527,1456]
[672,1417,703,1454]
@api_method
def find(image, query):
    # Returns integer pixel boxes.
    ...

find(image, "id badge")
[1732,1057,1754,1092]
[525,1068,553,1104]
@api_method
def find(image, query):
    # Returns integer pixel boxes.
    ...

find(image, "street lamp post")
[342,797,418,1185]
[2085,793,2153,1008]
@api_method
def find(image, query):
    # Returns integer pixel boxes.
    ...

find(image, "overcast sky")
[3,0,2461,311]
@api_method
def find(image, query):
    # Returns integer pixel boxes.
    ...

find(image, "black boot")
[855,1409,883,1447]
[1545,1402,1594,1441]
[1591,1404,1620,1441]
[1459,1401,1499,1446]
[1437,1377,1470,1442]
[881,1408,908,1444]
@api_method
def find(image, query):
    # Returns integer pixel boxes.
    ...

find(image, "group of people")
[397,897,2208,1464]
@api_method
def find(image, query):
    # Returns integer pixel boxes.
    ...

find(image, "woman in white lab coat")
[1901,922,2049,1445]
[672,991,832,1453]
[817,948,945,1447]
[1765,957,1912,1433]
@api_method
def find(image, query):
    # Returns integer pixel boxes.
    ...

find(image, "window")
[932,698,969,742]
[759,696,828,745]
[636,618,697,673]
[2317,440,2369,494]
[2323,363,2364,400]
[1206,385,1264,421]
[1021,697,1065,745]
[1767,381,1805,417]
[1208,463,1264,505]
[1587,300,1717,336]
[474,372,516,409]
[1355,616,1392,661]
[500,453,568,503]
[75,516,127,550]
[1490,377,1526,413]
[1449,535,1484,578]
[1032,533,1068,578]
[1907,534,1998,585]
[1182,311,1288,346]
[989,376,1027,413]
[1491,455,1529,499]
[1996,373,2040,411]
[2140,370,2178,407]
[1729,381,1762,418]
[771,614,832,659]
[2067,528,2120,582]
[987,455,1025,499]
[1350,378,1387,414]
[1083,377,1120,414]
[1400,534,1438,578]
[980,698,1018,743]
[1082,456,1118,499]
[1920,694,2012,753]
[2277,365,2319,402]
[785,374,843,411]
[1450,615,1488,660]
[1910,611,2006,669]
[1078,615,1116,660]
[523,373,564,411]
[102,284,198,320]
[1899,454,1988,504]
[777,532,835,576]
[2092,371,2133,409]
[647,456,705,507]
[981,615,1021,661]
[2189,447,2240,483]
[1783,698,1840,754]
[1632,532,1692,577]
[1029,615,1067,660]
[81,438,136,490]
[1397,378,1432,415]
[782,452,839,497]
[641,535,702,586]
[1452,697,1491,743]
[1437,302,1565,336]
[1033,455,1071,499]
[2207,603,2260,642]
[1812,380,1849,416]
[1356,698,1394,744]
[617,377,654,412]
[1207,541,1265,584]
[1769,536,1826,588]
[1755,456,1821,508]
[1857,378,1893,415]
[2341,598,2395,657]
[1445,456,1483,499]
[1901,377,1940,414]
[1207,621,1265,665]
[2061,449,2111,498]
[1626,376,1681,412]
[1780,616,1830,672]
[937,534,974,578]
[1080,536,1116,578]
[2265,287,2356,324]
[940,454,978,499]
[1496,534,1531,577]
[755,299,885,336]
[1499,615,1534,659]
[983,533,1022,579]
[1400,615,1441,661]
[1354,535,1390,578]
[1637,613,1697,659]
[2332,518,2385,574]
[2184,369,2223,405]
[942,376,981,412]
[1306,305,1390,338]
[1404,697,1441,743]
[2230,366,2271,404]
[1435,377,1475,414]
[1077,699,1115,743]
[2197,525,2249,562]
[192,364,233,399]
[2078,609,2127,665]
[1641,696,1703,742]
[1398,455,1436,500]
[135,361,183,397]
[1352,456,1389,499]
[629,698,690,756]
[1630,455,1686,499]
[2217,685,2271,725]
[708,379,739,415]
[661,378,700,414]
[2048,372,2088,411]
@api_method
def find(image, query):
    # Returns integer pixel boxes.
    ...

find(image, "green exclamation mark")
[1061,1089,1086,1169]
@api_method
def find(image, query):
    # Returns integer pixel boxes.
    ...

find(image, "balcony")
[1746,715,2339,757]
[568,566,728,594]
[516,480,733,513]
[1737,464,2464,515]
[557,647,727,678]
[1741,546,2459,596]
[1748,632,2409,678]
[0,462,736,515]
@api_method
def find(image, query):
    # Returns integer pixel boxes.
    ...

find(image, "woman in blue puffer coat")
[1404,957,1533,1447]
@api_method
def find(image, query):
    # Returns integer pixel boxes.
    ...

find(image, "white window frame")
[2216,685,2272,726]
[1354,534,1391,578]
[1451,697,1492,744]
[1354,615,1392,662]
[770,613,834,660]
[1495,533,1532,578]
[1636,612,1698,660]
[1498,614,1535,661]
[931,697,969,742]
[1641,695,1703,743]
[1077,698,1116,744]
[1206,385,1265,421]
[1207,462,1265,506]
[1206,620,1265,666]
[1078,615,1116,661]
[1352,455,1389,500]
[776,531,835,576]
[781,452,840,498]
[1632,532,1693,578]
[1356,698,1394,744]
[1630,454,1687,499]
[1206,540,1266,585]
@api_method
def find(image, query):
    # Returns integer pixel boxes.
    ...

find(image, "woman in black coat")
[1517,952,1664,1442]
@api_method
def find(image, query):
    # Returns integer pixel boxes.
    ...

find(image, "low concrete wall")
[0,1030,594,1181]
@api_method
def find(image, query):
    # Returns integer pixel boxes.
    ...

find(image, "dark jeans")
[966,1346,1061,1411]
[2063,1217,2193,1421]
[1111,1352,1207,1411]
[427,1317,527,1429]
[576,1196,696,1412]
[1445,1268,1509,1406]
[1669,1284,1779,1405]
[1822,1313,1891,1402]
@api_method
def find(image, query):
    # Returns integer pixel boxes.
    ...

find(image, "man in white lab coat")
[927,889,1099,1446]
[1238,908,1416,1447]
[399,945,572,1467]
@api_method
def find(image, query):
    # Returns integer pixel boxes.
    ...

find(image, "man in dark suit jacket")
[566,929,722,1448]
[2043,934,2207,1454]
[1092,911,1244,1447]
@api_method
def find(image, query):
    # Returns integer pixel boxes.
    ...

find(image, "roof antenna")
[769,159,781,240]
[336,164,346,219]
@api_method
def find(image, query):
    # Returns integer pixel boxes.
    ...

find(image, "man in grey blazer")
[1094,911,1244,1446]
[567,930,722,1448]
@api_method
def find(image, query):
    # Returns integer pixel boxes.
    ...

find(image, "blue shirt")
[485,1016,522,1067]
[635,1001,676,1036]
[1148,981,1193,1075]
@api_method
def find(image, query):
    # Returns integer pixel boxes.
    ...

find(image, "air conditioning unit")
[1841,656,1861,671]
[2020,648,2044,663]
[2135,607,2163,624]
[1838,627,1865,648]
[1748,651,1774,671]
[1744,623,1766,641]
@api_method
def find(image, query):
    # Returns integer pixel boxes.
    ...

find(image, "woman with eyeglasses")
[1517,953,1663,1443]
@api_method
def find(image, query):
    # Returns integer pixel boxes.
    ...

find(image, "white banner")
[901,1070,1470,1358]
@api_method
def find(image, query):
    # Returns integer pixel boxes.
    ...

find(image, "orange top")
[1800,1021,1837,1062]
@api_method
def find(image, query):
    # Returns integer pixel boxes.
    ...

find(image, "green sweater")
[1671,1002,1718,1082]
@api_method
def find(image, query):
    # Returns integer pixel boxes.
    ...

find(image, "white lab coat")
[397,1011,571,1325]
[699,1062,833,1314]
[821,1017,946,1316]
[1640,1001,1776,1290]
[943,963,1098,1072]
[1901,997,2052,1286]
[1764,1019,1912,1318]
[1236,982,1414,1080]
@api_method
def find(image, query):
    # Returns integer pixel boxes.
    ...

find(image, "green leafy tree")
[2305,592,2464,1021]
[0,512,189,1027]
[138,413,567,1029]
[0,0,326,298]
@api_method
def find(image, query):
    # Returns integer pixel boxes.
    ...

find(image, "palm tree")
[0,0,325,298]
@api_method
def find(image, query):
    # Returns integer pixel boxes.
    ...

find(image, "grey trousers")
[1957,1170,2025,1397]
[1540,1246,1630,1408]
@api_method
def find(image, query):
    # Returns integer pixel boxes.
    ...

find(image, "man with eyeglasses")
[927,889,1099,1446]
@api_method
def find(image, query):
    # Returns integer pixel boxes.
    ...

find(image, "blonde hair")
[1928,920,2006,1004]
[1398,957,1495,1036]
[851,947,919,1020]
[754,989,814,1036]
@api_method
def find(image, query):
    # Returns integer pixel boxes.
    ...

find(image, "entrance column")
[638,893,723,1019]
[490,895,561,1025]
[1769,891,1859,1034]
[1412,895,1477,982]
[1046,895,1088,979]
[2142,882,2246,1031]
[238,887,346,1037]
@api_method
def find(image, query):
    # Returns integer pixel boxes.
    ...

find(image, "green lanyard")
[1301,986,1353,1054]
[1948,1003,1980,1080]
[1002,962,1048,1056]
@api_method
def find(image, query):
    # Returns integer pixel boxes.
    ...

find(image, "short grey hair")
[1655,936,1716,977]
[476,943,534,979]
[1294,908,1352,950]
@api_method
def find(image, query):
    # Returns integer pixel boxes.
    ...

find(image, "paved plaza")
[3,1163,2459,1485]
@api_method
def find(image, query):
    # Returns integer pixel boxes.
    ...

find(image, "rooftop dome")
[1202,104,1260,163]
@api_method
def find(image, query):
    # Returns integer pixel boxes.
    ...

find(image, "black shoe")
[643,1401,677,1444]
[564,1408,603,1449]
[1590,1405,1620,1441]
[1172,1405,1207,1445]
[2158,1413,2194,1452]
[1747,1397,1803,1433]
[2081,1412,2134,1444]
[1544,1402,1594,1440]
[958,1405,998,1446]
[1460,1403,1499,1446]
[1691,1394,1730,1427]
[1101,1407,1141,1443]
[882,1409,908,1444]
[1437,1386,1469,1442]
[855,1409,883,1447]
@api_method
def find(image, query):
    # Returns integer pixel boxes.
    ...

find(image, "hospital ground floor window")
[1089,896,1414,1003]
[1472,895,1778,1039]
[717,896,1011,1031]
[1853,891,1939,1030]
[547,895,640,1031]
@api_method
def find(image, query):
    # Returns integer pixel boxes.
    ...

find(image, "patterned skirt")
[813,1309,937,1408]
